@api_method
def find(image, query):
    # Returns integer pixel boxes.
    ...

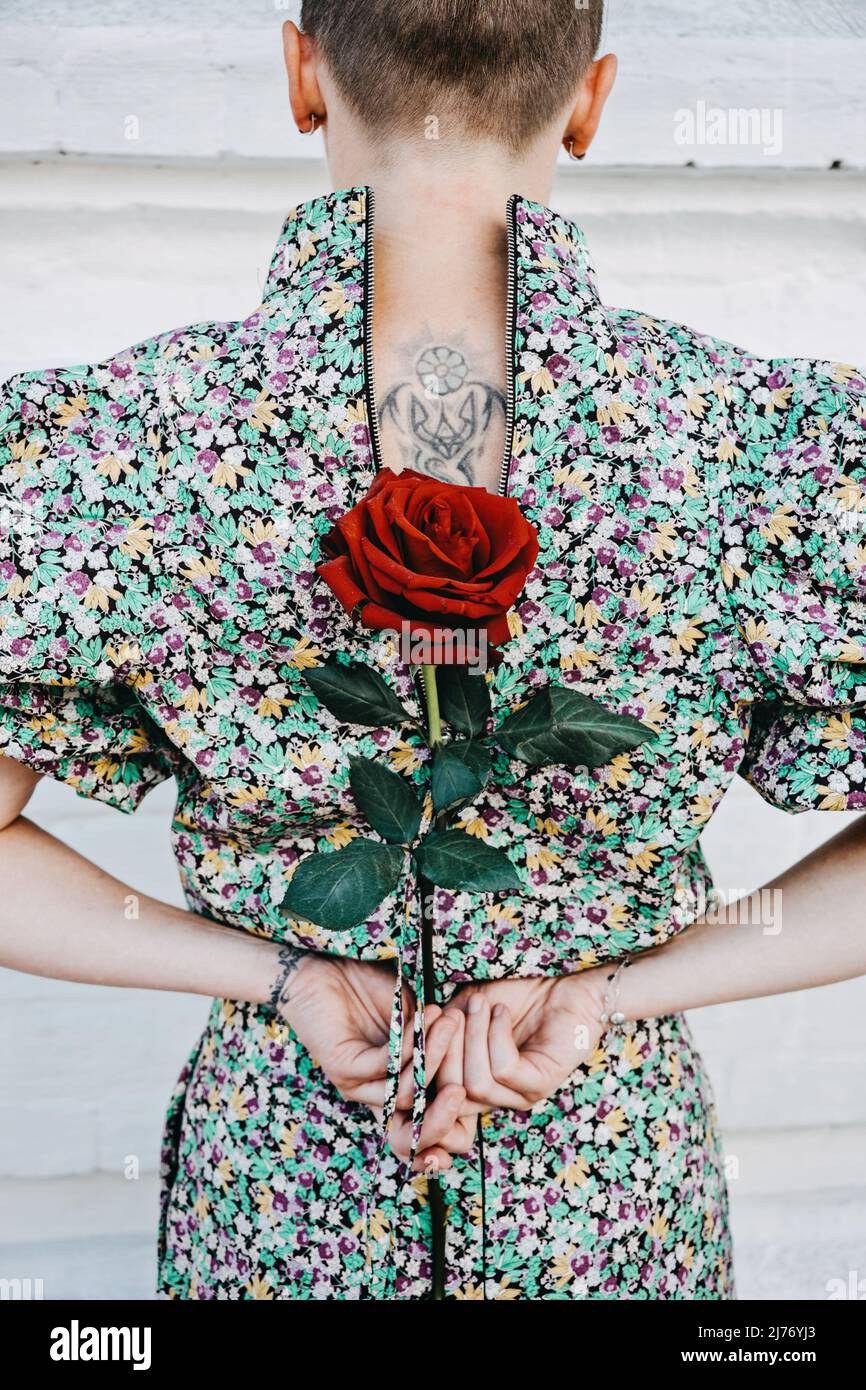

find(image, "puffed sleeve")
[0,356,176,813]
[718,352,866,812]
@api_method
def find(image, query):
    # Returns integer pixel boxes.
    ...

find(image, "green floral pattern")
[0,187,863,1299]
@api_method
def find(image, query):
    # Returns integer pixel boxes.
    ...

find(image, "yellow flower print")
[491,1279,522,1300]
[84,581,121,613]
[53,394,88,428]
[759,504,798,546]
[586,808,617,836]
[765,383,793,414]
[652,522,678,562]
[321,282,350,320]
[626,842,661,873]
[95,454,134,484]
[689,793,719,824]
[389,739,425,774]
[603,350,632,380]
[596,395,635,427]
[550,1249,579,1289]
[487,902,523,929]
[553,464,591,494]
[119,517,153,558]
[557,1155,590,1190]
[257,693,292,718]
[606,752,636,788]
[619,1033,643,1072]
[717,436,741,463]
[287,636,322,669]
[684,387,709,418]
[212,455,253,488]
[347,194,367,223]
[189,341,219,361]
[245,1275,274,1300]
[91,755,120,784]
[104,640,142,668]
[248,390,279,433]
[836,640,865,663]
[239,519,287,549]
[453,1283,485,1300]
[559,644,599,672]
[227,785,267,808]
[343,399,369,431]
[534,816,562,837]
[193,1193,210,1220]
[177,684,209,713]
[456,815,490,840]
[525,845,562,871]
[8,435,48,465]
[228,1087,249,1123]
[817,788,848,811]
[506,608,524,640]
[669,617,706,655]
[821,713,854,750]
[215,1158,234,1189]
[180,554,221,582]
[279,1124,300,1161]
[647,1210,671,1242]
[325,823,358,850]
[630,582,663,618]
[601,1106,628,1144]
[525,366,556,396]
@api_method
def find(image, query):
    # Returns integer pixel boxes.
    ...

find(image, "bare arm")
[0,758,289,1004]
[443,815,866,1116]
[616,813,866,1020]
[0,756,466,1168]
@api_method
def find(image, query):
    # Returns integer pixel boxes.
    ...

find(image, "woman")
[0,0,864,1300]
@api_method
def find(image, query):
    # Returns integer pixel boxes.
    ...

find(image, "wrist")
[262,940,317,1021]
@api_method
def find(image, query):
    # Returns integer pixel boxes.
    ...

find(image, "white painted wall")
[1,0,865,1299]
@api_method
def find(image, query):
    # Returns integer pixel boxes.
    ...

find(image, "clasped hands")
[284,956,607,1174]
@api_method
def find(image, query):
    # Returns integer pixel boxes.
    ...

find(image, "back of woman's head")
[300,0,604,152]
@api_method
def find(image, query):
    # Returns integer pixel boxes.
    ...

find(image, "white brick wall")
[0,1,865,1296]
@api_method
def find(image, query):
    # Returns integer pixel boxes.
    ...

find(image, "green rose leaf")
[304,660,415,729]
[497,685,653,769]
[413,831,522,892]
[436,664,492,736]
[431,745,485,814]
[348,756,424,844]
[282,838,404,930]
[450,739,494,782]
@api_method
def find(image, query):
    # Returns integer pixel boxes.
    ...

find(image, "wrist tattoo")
[267,942,308,1017]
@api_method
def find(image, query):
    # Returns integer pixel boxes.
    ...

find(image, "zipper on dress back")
[497,193,518,499]
[363,187,386,477]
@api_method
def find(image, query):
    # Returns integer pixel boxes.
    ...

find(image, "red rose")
[317,468,538,653]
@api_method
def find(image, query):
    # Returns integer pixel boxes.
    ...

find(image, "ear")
[562,52,618,159]
[282,19,326,133]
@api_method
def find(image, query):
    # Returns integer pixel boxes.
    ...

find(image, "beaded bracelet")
[599,955,632,1034]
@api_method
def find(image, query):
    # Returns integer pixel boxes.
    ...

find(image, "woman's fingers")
[394,1007,457,1110]
[463,993,530,1110]
[389,1081,466,1164]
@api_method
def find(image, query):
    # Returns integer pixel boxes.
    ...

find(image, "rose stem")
[419,661,447,1301]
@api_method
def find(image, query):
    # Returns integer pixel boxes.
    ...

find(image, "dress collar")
[261,185,601,305]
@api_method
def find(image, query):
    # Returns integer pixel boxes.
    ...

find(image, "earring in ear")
[299,113,319,136]
[565,138,585,161]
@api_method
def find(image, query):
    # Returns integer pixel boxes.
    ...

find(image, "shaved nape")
[300,0,604,153]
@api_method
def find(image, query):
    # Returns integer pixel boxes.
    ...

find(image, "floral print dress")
[1,188,864,1300]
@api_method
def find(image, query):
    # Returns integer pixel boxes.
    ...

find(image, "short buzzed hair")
[300,0,604,152]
